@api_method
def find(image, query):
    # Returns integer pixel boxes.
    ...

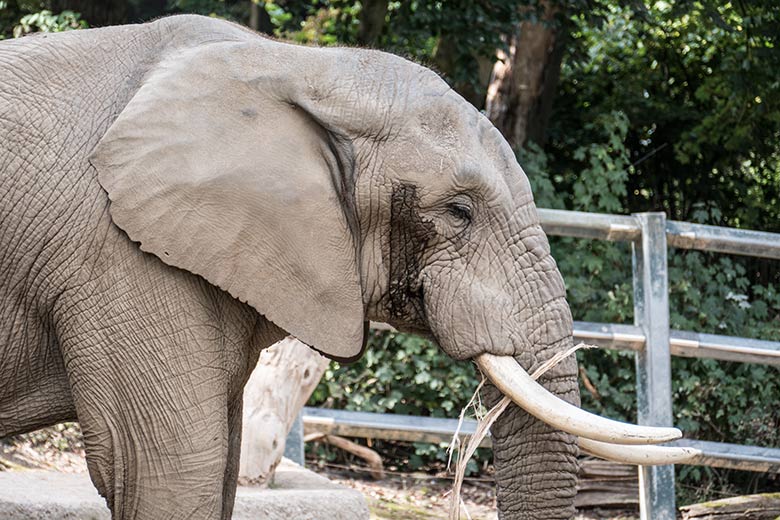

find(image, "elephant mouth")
[476,354,701,465]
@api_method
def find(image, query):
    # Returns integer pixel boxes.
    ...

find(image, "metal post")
[284,411,305,466]
[632,212,676,520]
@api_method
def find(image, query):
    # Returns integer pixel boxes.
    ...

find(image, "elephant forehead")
[403,106,497,164]
[417,111,460,147]
[417,101,526,188]
[413,94,479,141]
[475,121,534,201]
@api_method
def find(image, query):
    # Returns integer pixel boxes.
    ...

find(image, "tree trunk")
[433,37,495,109]
[485,1,566,150]
[249,2,259,31]
[239,337,329,485]
[357,0,388,46]
[249,1,273,34]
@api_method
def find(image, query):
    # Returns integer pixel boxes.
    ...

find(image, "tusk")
[579,438,702,465]
[475,354,682,445]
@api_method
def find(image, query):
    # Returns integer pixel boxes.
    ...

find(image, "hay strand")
[447,343,594,519]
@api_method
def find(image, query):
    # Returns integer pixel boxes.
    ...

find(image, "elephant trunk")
[479,295,580,519]
[473,273,694,518]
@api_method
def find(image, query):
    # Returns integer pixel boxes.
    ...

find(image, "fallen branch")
[579,366,601,401]
[308,433,385,480]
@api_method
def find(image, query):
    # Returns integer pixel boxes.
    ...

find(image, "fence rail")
[538,208,780,260]
[573,321,780,366]
[301,407,780,474]
[291,209,780,519]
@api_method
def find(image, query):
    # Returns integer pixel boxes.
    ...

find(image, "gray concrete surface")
[0,459,369,519]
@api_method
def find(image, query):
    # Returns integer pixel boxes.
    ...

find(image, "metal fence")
[289,209,780,519]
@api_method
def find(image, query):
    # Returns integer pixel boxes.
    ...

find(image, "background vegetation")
[2,0,778,505]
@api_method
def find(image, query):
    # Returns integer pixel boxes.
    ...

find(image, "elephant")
[0,14,693,520]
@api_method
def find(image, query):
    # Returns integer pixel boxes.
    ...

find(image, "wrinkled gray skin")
[0,15,578,520]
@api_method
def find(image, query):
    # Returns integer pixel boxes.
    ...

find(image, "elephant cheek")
[423,273,521,361]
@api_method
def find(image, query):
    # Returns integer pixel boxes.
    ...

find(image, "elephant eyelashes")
[446,202,473,225]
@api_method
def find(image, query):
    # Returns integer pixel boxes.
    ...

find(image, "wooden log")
[680,493,780,519]
[306,432,385,480]
[239,337,329,485]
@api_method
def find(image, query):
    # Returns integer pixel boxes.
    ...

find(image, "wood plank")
[680,493,780,519]
[576,459,639,510]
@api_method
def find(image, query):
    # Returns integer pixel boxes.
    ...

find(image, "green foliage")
[312,332,479,417]
[12,9,85,36]
[284,1,361,46]
[0,1,19,38]
[309,330,492,473]
[1,1,87,38]
[555,1,780,231]
[264,2,292,33]
[251,0,518,100]
[530,110,636,328]
[529,104,780,501]
[381,1,517,91]
[529,9,780,503]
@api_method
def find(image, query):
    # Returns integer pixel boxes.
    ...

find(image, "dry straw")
[447,343,594,520]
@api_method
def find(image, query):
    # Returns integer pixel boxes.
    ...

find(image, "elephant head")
[90,19,688,518]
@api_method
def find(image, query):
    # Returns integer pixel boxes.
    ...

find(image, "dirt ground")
[310,463,637,520]
[0,423,87,473]
[311,464,499,520]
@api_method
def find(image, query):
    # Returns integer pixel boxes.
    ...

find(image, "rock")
[0,458,369,520]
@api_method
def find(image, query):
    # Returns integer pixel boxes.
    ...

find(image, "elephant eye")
[446,201,473,225]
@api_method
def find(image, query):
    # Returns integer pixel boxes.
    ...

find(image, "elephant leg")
[48,224,289,519]
[221,398,243,520]
[54,270,243,519]
[63,345,231,520]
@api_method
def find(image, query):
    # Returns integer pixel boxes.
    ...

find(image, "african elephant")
[0,14,692,520]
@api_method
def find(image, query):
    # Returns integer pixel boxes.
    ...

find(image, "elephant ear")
[90,43,367,362]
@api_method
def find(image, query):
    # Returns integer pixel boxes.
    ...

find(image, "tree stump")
[239,337,329,485]
[680,493,780,519]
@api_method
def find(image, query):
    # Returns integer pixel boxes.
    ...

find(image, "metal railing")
[290,209,780,519]
[300,407,780,473]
